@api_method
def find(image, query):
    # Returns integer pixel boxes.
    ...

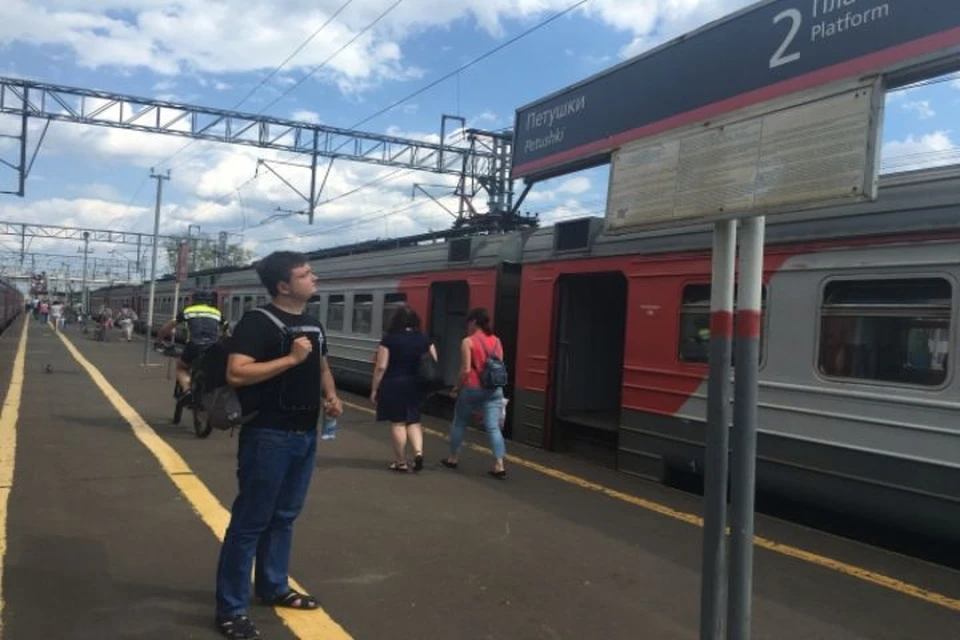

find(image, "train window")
[679,285,711,363]
[327,294,344,331]
[678,284,767,364]
[381,293,407,334]
[352,294,374,334]
[231,296,242,322]
[242,296,254,312]
[818,278,952,386]
[255,296,267,308]
[306,295,322,319]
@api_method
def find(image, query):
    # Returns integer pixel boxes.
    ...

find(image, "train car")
[0,276,24,334]
[84,165,959,544]
[91,283,140,317]
[114,234,527,404]
[511,165,960,542]
[143,270,235,335]
[295,233,527,396]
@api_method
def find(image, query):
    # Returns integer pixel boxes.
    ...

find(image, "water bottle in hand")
[320,411,338,440]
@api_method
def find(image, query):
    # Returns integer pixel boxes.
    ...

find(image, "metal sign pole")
[700,218,737,640]
[727,215,765,640]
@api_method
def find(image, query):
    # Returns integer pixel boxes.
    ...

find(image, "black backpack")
[474,335,508,389]
[202,340,251,432]
[203,307,323,431]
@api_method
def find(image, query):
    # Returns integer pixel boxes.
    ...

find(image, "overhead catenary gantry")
[0,76,531,229]
[0,220,180,271]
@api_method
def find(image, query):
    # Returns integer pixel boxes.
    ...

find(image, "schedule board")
[605,80,883,231]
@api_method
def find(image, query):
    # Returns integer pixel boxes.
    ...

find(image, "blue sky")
[0,0,958,282]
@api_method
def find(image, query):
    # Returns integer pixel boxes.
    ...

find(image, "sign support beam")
[727,215,766,640]
[700,219,737,639]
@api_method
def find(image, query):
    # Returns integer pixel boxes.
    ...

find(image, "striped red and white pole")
[727,215,766,640]
[700,219,736,640]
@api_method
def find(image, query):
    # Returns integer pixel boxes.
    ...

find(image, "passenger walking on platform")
[117,304,138,341]
[370,305,437,472]
[50,299,64,331]
[441,307,508,478]
[214,251,343,640]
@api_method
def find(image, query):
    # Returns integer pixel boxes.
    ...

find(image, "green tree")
[163,233,254,275]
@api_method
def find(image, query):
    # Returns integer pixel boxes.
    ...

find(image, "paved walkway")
[0,317,957,639]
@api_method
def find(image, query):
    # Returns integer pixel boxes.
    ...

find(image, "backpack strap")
[475,334,502,358]
[251,307,289,334]
[252,307,325,343]
[470,334,501,374]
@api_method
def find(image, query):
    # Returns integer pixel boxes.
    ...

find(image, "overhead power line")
[345,0,592,130]
[158,0,408,230]
[112,0,358,232]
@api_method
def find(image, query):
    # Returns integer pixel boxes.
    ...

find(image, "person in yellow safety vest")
[157,289,223,397]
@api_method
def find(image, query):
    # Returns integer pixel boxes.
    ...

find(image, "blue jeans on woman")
[449,386,505,460]
[215,426,317,617]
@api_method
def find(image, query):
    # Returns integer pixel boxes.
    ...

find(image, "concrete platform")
[1,318,958,639]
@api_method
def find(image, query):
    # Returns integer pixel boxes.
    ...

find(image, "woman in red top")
[440,308,507,478]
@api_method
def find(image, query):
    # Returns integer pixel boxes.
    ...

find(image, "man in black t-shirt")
[213,251,342,640]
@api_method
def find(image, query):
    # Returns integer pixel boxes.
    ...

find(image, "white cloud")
[902,100,935,119]
[558,176,591,194]
[615,0,748,59]
[882,132,956,173]
[0,196,153,246]
[291,109,322,124]
[383,124,442,145]
[2,0,821,266]
[74,183,123,200]
[538,198,602,225]
[470,110,499,126]
[0,0,755,98]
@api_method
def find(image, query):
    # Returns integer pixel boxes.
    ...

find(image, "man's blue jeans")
[215,426,317,617]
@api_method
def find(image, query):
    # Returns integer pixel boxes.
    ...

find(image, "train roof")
[519,165,960,263]
[91,164,960,295]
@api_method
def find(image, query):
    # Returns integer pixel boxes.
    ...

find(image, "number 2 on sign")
[770,8,802,69]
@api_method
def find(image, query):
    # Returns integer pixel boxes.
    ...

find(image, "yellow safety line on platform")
[343,400,960,612]
[0,319,28,639]
[54,331,353,639]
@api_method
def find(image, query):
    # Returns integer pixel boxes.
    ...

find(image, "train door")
[551,272,628,468]
[429,281,469,387]
[494,263,522,436]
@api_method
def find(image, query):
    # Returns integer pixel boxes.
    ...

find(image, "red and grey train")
[93,165,960,542]
[0,276,24,336]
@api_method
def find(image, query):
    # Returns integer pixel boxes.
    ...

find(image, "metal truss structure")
[0,220,178,270]
[0,77,534,229]
[0,251,132,279]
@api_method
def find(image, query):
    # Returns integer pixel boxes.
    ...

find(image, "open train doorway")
[551,272,628,468]
[429,281,470,388]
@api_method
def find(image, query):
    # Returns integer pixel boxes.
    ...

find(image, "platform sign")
[511,0,960,181]
[605,79,883,231]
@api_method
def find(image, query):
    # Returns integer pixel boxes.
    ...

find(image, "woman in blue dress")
[370,305,437,472]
